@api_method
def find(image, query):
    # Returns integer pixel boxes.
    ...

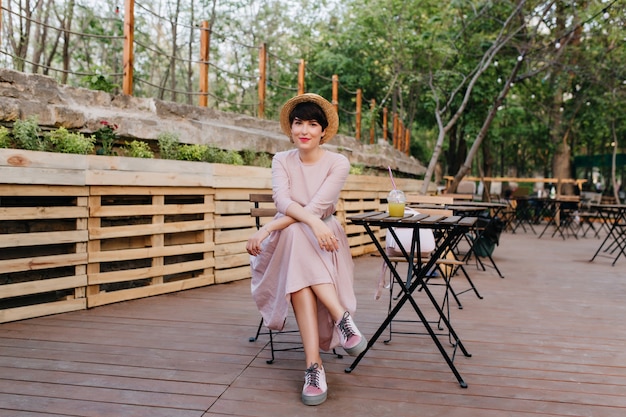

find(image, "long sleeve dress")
[250,149,356,351]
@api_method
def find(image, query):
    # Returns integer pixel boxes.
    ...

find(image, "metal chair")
[247,193,342,363]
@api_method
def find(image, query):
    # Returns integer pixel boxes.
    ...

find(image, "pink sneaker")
[301,363,327,406]
[336,311,367,356]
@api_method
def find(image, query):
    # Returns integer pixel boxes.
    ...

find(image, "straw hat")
[279,93,339,143]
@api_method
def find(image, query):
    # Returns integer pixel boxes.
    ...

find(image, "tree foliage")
[1,0,624,190]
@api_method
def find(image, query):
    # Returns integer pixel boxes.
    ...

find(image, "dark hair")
[288,101,329,132]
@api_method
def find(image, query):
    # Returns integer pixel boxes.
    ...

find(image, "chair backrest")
[489,181,503,198]
[385,207,450,257]
[250,193,276,230]
[445,193,474,202]
[405,193,454,205]
[457,180,476,195]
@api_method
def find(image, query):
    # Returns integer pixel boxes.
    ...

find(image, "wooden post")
[258,43,267,118]
[369,99,376,144]
[392,113,398,149]
[198,21,210,107]
[0,0,3,46]
[332,74,339,114]
[355,88,362,141]
[298,59,305,95]
[122,0,135,95]
[383,107,388,142]
[405,128,410,155]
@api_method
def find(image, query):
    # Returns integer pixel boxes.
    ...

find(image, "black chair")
[247,193,342,363]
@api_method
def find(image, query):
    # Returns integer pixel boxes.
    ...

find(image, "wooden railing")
[0,149,427,322]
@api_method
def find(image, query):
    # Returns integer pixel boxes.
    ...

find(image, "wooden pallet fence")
[212,188,259,284]
[86,186,215,308]
[0,185,89,323]
[0,149,430,322]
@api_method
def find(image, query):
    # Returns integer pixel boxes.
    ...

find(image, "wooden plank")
[0,167,86,186]
[0,275,87,298]
[213,241,246,258]
[90,203,213,217]
[89,185,214,196]
[213,215,253,229]
[0,206,88,220]
[86,170,214,187]
[88,259,214,285]
[87,275,215,308]
[0,184,89,196]
[214,228,255,245]
[90,220,212,240]
[215,253,250,270]
[0,298,86,323]
[214,200,250,215]
[89,243,213,263]
[0,230,88,249]
[0,253,87,274]
[214,265,251,284]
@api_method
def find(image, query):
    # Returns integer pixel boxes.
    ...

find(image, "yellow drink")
[388,202,406,217]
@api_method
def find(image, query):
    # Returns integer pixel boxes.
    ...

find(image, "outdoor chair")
[247,193,342,363]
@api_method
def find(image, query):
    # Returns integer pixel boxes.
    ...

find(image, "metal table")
[345,211,477,388]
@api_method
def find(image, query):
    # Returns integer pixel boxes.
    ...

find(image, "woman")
[246,93,366,406]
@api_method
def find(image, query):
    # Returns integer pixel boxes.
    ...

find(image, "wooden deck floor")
[1,229,625,417]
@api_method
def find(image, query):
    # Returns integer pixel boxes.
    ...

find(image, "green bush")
[0,126,11,148]
[157,132,180,160]
[123,140,154,158]
[350,163,365,175]
[46,127,95,154]
[178,144,208,161]
[242,149,272,168]
[13,116,45,151]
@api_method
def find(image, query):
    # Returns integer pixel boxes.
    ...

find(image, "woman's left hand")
[311,219,339,252]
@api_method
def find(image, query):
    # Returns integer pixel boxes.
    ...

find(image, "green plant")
[46,127,95,154]
[204,146,243,165]
[242,149,272,168]
[178,144,208,161]
[157,132,180,160]
[13,116,45,151]
[123,140,154,158]
[0,126,11,148]
[94,121,119,156]
[350,163,365,175]
[80,67,118,93]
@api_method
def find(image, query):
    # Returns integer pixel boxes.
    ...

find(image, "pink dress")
[250,149,356,351]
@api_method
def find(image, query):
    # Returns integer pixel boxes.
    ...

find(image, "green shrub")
[13,116,45,151]
[178,144,208,161]
[123,140,154,158]
[242,149,272,167]
[350,163,364,175]
[0,126,11,148]
[80,68,118,93]
[46,127,95,154]
[157,132,180,160]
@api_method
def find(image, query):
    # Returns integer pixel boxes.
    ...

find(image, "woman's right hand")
[246,227,270,256]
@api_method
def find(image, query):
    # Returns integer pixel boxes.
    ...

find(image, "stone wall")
[0,68,425,176]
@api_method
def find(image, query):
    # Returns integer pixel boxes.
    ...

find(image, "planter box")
[0,148,427,322]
